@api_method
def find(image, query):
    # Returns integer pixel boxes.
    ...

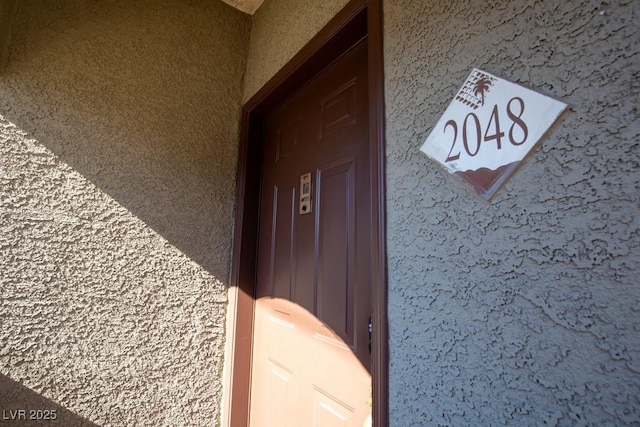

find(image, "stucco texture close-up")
[0,0,250,425]
[241,0,349,102]
[384,0,639,425]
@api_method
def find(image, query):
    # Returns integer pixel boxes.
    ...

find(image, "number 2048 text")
[444,97,529,162]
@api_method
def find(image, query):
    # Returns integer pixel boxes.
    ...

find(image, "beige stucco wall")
[242,0,350,102]
[0,0,18,70]
[0,0,250,425]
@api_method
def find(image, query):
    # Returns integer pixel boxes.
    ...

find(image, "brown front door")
[249,40,371,426]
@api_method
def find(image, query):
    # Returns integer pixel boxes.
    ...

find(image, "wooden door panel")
[250,40,370,427]
[313,390,352,427]
[320,79,357,138]
[316,159,356,347]
[270,185,296,302]
[276,118,303,162]
[293,201,316,313]
[265,313,295,364]
[265,363,294,427]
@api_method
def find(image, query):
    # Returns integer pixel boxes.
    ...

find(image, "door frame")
[225,0,387,425]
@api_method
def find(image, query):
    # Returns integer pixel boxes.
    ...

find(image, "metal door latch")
[368,315,372,354]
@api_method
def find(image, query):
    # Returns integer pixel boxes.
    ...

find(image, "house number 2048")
[444,97,529,162]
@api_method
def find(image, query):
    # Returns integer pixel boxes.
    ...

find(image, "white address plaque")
[420,68,568,200]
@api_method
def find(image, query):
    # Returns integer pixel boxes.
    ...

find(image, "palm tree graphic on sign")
[454,70,497,109]
[473,77,492,106]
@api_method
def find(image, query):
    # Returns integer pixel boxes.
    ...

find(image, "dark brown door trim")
[227,0,387,425]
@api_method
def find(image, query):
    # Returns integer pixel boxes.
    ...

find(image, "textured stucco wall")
[385,0,639,425]
[242,0,349,102]
[0,0,18,70]
[0,0,250,425]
